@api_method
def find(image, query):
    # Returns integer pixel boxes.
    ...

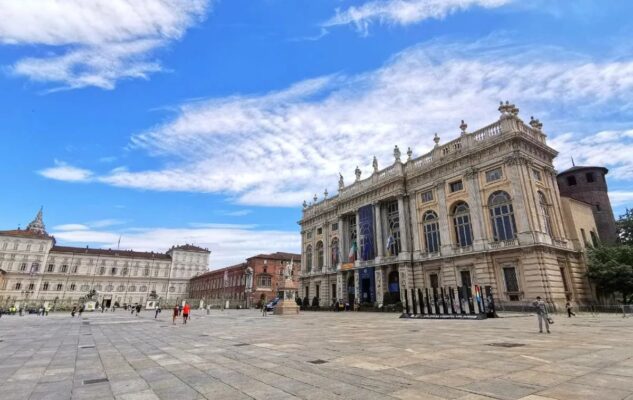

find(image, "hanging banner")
[358,204,375,261]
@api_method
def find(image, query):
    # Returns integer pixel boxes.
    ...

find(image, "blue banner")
[358,204,375,261]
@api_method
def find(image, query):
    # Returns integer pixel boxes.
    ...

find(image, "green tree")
[587,245,633,304]
[617,208,633,245]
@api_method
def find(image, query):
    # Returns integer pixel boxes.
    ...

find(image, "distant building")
[0,209,210,309]
[189,252,301,308]
[556,166,617,244]
[299,103,602,310]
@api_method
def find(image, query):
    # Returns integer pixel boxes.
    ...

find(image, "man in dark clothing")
[533,296,551,333]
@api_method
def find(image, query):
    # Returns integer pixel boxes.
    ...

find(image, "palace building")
[299,102,609,310]
[189,252,301,308]
[0,209,210,310]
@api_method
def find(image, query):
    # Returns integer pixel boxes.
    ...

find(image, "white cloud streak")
[38,160,93,182]
[51,224,300,268]
[323,0,512,35]
[39,40,633,207]
[0,0,210,90]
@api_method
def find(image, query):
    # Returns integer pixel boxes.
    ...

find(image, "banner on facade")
[358,204,375,261]
[341,262,354,271]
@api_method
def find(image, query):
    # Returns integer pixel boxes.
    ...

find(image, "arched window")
[538,191,553,236]
[488,191,517,241]
[452,202,473,247]
[316,241,324,270]
[306,245,313,272]
[422,211,441,253]
[331,238,340,266]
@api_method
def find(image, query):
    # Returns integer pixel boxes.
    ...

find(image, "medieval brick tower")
[557,165,617,244]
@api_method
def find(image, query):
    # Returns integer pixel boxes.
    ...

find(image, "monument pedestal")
[274,277,299,315]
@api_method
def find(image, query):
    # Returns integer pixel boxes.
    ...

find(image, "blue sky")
[1,0,632,267]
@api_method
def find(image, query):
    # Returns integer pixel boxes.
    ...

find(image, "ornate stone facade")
[299,102,595,310]
[0,211,210,309]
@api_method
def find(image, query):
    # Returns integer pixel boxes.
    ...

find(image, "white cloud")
[53,224,90,231]
[50,223,300,268]
[549,129,633,181]
[0,0,210,90]
[609,191,633,208]
[38,160,93,182]
[324,0,512,35]
[38,40,633,207]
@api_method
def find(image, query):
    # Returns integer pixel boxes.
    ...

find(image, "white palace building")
[299,102,604,311]
[0,210,210,310]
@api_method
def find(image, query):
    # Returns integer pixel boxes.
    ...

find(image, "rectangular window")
[580,228,588,245]
[42,282,49,291]
[559,266,570,293]
[15,282,21,290]
[449,180,463,193]
[72,265,78,273]
[317,227,323,235]
[20,263,27,271]
[503,266,520,297]
[567,176,577,186]
[331,223,338,231]
[421,190,433,203]
[47,264,54,272]
[315,284,320,299]
[332,283,337,299]
[586,172,595,183]
[28,283,34,290]
[590,231,599,247]
[485,167,503,182]
[306,231,312,239]
[61,265,68,273]
[111,267,117,275]
[460,270,472,287]
[532,168,542,181]
[56,283,63,291]
[429,273,439,289]
[70,283,76,291]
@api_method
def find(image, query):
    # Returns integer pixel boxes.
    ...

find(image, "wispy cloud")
[38,160,93,182]
[50,223,300,268]
[323,0,512,35]
[0,0,211,90]
[38,39,633,207]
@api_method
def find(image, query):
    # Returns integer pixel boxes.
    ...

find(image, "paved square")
[1,310,633,400]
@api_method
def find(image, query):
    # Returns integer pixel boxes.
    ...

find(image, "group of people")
[172,303,190,324]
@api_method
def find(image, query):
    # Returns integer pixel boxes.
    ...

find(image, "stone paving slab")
[1,310,633,399]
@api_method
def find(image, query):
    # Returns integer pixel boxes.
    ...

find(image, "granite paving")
[0,310,632,400]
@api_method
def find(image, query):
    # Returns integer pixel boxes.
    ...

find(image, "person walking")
[71,306,77,318]
[182,303,190,324]
[172,304,179,325]
[262,300,267,317]
[79,305,84,317]
[533,296,551,334]
[155,306,161,319]
[566,301,576,318]
[135,304,141,316]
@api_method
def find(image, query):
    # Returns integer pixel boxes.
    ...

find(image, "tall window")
[590,231,599,247]
[386,201,401,256]
[331,238,339,266]
[429,273,439,288]
[538,191,553,236]
[258,275,272,287]
[488,191,517,241]
[422,211,440,253]
[502,265,520,301]
[316,241,324,270]
[452,202,473,247]
[306,245,313,272]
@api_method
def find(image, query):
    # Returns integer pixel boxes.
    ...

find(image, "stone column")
[354,269,360,303]
[375,267,384,305]
[397,196,409,254]
[336,272,343,300]
[323,222,330,272]
[464,167,486,251]
[408,196,421,254]
[505,154,534,244]
[354,210,360,267]
[436,181,452,255]
[337,216,344,269]
[545,166,568,240]
[374,202,384,259]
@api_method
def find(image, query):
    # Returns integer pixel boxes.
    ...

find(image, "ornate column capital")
[463,167,478,180]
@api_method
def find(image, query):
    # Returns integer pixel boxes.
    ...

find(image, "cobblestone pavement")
[1,310,633,400]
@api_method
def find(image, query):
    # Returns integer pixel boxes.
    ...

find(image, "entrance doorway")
[361,278,371,303]
[102,299,112,309]
[347,276,355,305]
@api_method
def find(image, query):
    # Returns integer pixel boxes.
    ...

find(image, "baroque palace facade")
[299,102,603,310]
[0,210,210,309]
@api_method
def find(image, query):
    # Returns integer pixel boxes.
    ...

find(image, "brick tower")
[557,165,617,244]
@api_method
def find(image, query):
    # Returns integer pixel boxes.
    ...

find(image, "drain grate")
[79,345,96,349]
[82,333,92,336]
[82,322,90,325]
[200,334,209,337]
[487,343,525,348]
[308,359,328,364]
[234,343,249,347]
[83,378,108,385]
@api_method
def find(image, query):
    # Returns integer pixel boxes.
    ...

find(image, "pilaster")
[374,202,384,260]
[464,167,486,251]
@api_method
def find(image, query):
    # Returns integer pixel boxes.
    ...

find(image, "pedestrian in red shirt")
[183,303,190,324]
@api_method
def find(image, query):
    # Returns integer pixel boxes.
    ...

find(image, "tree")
[587,245,633,304]
[617,208,633,245]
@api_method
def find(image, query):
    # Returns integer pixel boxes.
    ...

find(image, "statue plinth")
[274,278,299,316]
